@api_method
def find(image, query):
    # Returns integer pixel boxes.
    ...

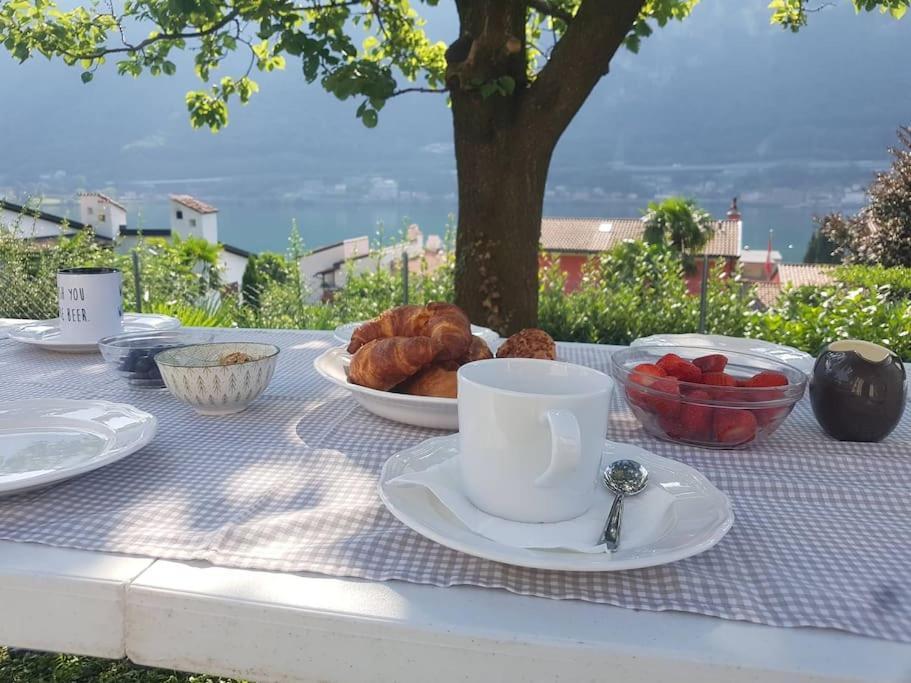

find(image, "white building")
[220,244,251,292]
[170,195,219,243]
[0,199,94,241]
[299,225,446,302]
[78,192,127,241]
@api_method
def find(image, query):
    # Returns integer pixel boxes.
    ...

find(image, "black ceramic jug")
[810,340,906,442]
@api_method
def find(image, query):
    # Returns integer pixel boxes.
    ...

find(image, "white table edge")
[124,560,911,683]
[0,540,154,659]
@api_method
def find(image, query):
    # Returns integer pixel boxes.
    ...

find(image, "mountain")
[1,2,909,254]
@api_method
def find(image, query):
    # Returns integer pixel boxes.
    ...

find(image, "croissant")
[347,305,430,354]
[420,302,472,361]
[348,336,438,391]
[398,363,458,399]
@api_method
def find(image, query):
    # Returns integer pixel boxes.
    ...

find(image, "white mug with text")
[57,267,123,344]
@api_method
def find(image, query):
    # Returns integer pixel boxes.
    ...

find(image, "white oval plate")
[0,399,157,496]
[334,321,500,350]
[631,333,815,375]
[379,435,733,571]
[8,313,182,353]
[314,347,458,430]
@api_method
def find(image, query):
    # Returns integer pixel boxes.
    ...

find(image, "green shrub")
[833,264,911,300]
[539,241,752,345]
[745,284,911,360]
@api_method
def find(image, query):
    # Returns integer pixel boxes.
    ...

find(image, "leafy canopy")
[643,196,715,254]
[3,0,902,131]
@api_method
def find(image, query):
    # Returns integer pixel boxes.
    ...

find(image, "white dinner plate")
[8,313,182,353]
[334,321,500,350]
[632,333,816,375]
[314,347,458,430]
[379,435,733,571]
[0,318,32,340]
[0,399,157,496]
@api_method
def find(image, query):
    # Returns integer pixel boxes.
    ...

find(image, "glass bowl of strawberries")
[610,345,808,449]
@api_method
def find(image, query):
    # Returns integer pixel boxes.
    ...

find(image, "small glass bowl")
[610,344,808,449]
[98,330,216,387]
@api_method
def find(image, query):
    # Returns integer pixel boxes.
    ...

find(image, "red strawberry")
[626,363,667,409]
[693,353,728,373]
[702,372,739,387]
[644,376,682,418]
[741,371,789,425]
[701,372,740,400]
[626,364,680,418]
[744,370,789,388]
[714,409,758,445]
[656,353,703,383]
[678,390,714,440]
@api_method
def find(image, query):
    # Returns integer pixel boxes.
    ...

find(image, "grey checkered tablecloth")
[0,329,909,644]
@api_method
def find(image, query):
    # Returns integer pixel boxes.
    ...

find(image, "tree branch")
[391,86,447,96]
[527,0,574,24]
[523,0,644,138]
[70,8,241,60]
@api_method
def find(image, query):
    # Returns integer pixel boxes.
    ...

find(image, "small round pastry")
[463,336,494,363]
[495,328,556,360]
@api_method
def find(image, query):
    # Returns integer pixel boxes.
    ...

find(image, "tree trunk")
[452,101,555,335]
[447,0,645,334]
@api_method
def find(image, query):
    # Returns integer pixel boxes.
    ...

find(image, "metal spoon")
[598,459,649,552]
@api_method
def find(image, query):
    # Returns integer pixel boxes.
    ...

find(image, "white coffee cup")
[57,267,123,343]
[457,358,613,523]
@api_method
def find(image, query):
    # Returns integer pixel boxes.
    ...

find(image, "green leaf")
[80,71,93,83]
[361,108,378,128]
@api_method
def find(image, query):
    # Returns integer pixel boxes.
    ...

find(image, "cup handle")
[535,409,581,488]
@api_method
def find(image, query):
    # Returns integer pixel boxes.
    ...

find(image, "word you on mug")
[59,286,91,322]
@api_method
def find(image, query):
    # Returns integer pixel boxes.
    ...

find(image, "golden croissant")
[347,302,472,362]
[348,336,439,391]
[397,363,459,399]
[420,302,472,361]
[347,305,430,354]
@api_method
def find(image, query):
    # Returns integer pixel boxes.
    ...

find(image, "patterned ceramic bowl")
[155,342,280,415]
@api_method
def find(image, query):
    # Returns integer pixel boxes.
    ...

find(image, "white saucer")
[632,333,815,375]
[334,321,500,350]
[379,435,733,571]
[314,347,458,430]
[0,399,157,496]
[8,313,182,353]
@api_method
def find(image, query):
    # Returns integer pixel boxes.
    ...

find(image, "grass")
[0,648,247,683]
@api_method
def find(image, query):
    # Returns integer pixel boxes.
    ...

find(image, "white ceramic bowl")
[313,347,458,429]
[155,342,279,415]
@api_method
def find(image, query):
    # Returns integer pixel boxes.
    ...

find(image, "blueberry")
[134,356,155,375]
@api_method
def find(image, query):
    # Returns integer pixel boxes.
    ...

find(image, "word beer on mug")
[57,267,124,343]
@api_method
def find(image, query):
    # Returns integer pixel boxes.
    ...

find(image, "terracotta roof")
[540,217,741,257]
[752,282,783,308]
[751,264,835,308]
[778,263,834,288]
[79,192,127,212]
[170,194,218,214]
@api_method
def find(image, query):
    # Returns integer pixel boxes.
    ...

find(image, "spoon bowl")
[599,459,649,551]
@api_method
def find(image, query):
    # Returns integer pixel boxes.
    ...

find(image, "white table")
[2,540,910,682]
[2,327,910,682]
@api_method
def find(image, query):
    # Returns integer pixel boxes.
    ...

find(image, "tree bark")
[452,96,555,334]
[448,0,646,334]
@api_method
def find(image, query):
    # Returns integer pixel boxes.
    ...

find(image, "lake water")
[70,197,855,263]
